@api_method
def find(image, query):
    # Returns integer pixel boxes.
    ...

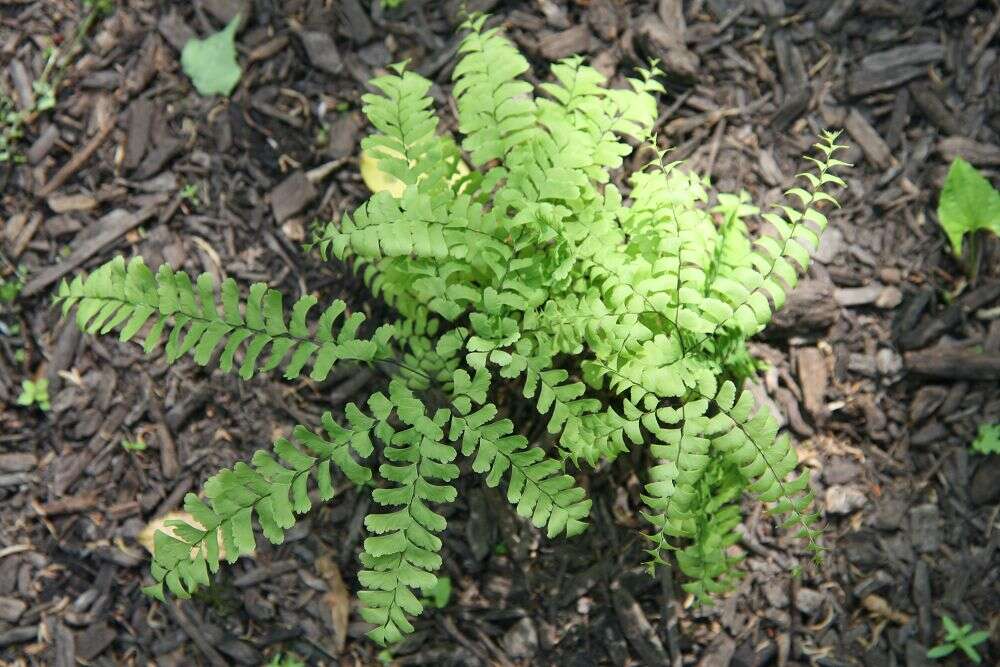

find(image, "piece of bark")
[36,120,115,198]
[298,31,343,75]
[904,350,1000,380]
[47,193,97,214]
[132,137,183,180]
[27,124,60,165]
[849,65,925,97]
[796,347,829,422]
[845,108,893,168]
[908,82,961,136]
[21,206,160,297]
[937,137,1000,166]
[635,16,699,80]
[270,171,317,223]
[861,43,944,71]
[34,494,98,516]
[0,454,37,473]
[587,0,621,41]
[539,25,592,61]
[884,86,910,149]
[53,621,75,667]
[339,0,374,44]
[157,11,196,52]
[124,98,154,170]
[766,279,838,336]
[8,60,34,111]
[611,583,671,666]
[818,0,857,31]
[772,31,809,129]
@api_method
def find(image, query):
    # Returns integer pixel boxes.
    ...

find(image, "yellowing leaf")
[181,15,243,97]
[138,510,237,560]
[360,143,470,197]
[360,148,406,198]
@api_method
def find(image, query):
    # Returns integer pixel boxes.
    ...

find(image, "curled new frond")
[54,256,394,381]
[143,411,373,601]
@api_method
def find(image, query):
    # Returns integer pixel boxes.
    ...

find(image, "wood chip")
[907,82,961,136]
[796,347,828,422]
[937,136,1000,166]
[270,170,317,223]
[46,193,98,214]
[21,205,160,297]
[845,108,893,169]
[539,25,592,61]
[315,554,350,656]
[904,349,1000,380]
[298,31,343,75]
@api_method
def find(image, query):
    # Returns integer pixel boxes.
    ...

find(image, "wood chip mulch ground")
[1,1,998,665]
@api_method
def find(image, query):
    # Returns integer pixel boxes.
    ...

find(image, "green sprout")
[17,379,50,412]
[121,438,148,453]
[180,183,201,207]
[927,615,990,663]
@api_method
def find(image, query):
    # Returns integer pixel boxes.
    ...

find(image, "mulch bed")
[1,1,999,665]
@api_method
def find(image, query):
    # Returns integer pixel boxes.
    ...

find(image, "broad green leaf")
[181,15,243,97]
[937,157,1000,255]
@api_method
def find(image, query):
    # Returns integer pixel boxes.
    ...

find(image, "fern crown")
[55,13,848,645]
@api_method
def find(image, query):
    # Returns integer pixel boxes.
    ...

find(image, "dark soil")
[2,1,999,665]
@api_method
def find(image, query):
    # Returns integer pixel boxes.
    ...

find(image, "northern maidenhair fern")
[55,13,848,644]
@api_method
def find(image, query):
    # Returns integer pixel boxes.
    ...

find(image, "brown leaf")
[315,554,350,655]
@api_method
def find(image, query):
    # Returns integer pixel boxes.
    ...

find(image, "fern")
[55,13,848,645]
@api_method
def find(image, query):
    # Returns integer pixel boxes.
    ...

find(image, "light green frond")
[358,381,457,645]
[55,256,394,382]
[142,411,373,602]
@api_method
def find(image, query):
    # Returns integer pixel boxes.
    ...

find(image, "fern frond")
[705,381,821,555]
[450,369,592,538]
[358,381,458,645]
[708,131,848,336]
[55,256,394,381]
[674,460,745,602]
[362,64,453,193]
[454,14,536,167]
[143,411,373,601]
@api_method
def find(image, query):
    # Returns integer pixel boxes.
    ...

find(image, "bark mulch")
[1,1,998,665]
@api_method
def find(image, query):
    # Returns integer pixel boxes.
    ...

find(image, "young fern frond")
[54,13,850,645]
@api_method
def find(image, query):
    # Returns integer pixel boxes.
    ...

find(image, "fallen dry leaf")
[315,553,350,655]
[862,594,911,624]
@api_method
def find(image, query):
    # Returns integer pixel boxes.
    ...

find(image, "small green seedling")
[419,575,452,609]
[971,423,1000,455]
[121,438,148,453]
[17,379,50,412]
[927,615,990,663]
[1,278,23,303]
[181,15,242,97]
[937,158,1000,277]
[265,653,305,667]
[180,183,200,207]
